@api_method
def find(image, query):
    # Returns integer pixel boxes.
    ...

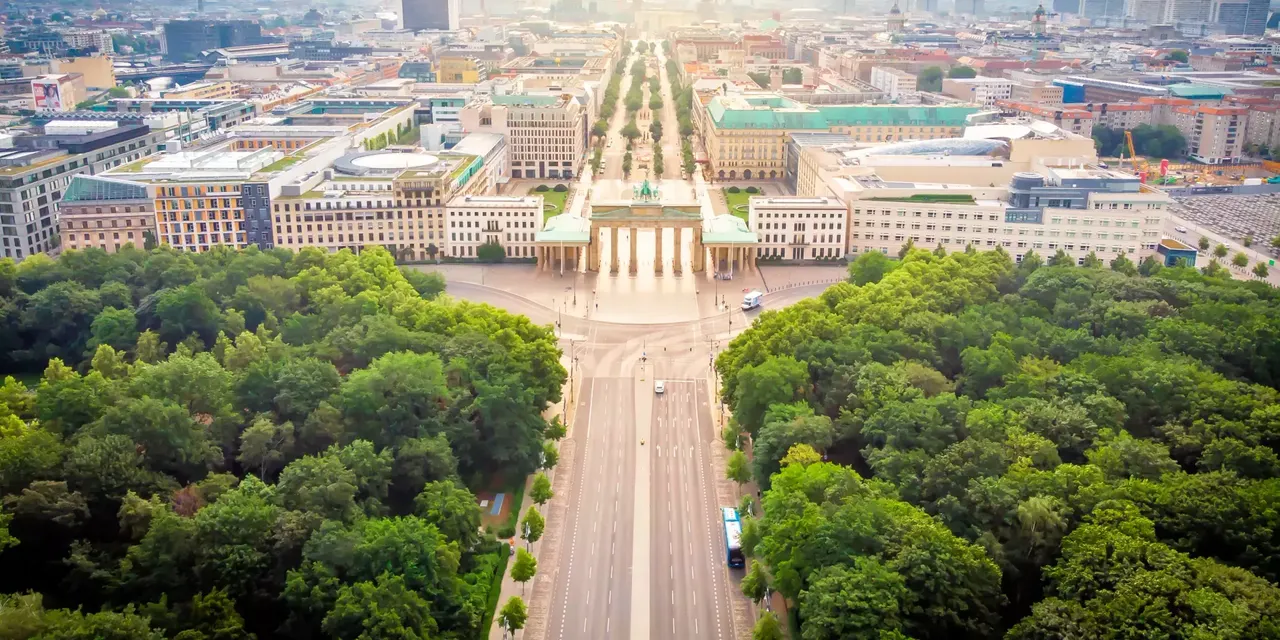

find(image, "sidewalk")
[708,375,793,639]
[488,355,581,640]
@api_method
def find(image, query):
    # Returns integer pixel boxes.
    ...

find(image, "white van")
[741,291,763,310]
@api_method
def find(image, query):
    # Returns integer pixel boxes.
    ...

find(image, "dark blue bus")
[721,507,745,568]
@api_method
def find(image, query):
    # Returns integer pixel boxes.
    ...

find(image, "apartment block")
[1243,104,1280,152]
[1083,102,1153,130]
[941,76,1013,107]
[847,168,1168,265]
[459,94,586,180]
[445,195,543,260]
[58,175,156,253]
[748,197,848,260]
[1173,105,1246,164]
[870,67,918,102]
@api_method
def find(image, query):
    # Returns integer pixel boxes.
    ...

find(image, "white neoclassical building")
[445,194,544,260]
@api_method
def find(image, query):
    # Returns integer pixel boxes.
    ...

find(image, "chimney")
[769,68,783,90]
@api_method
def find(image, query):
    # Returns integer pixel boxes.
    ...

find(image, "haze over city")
[0,0,1279,639]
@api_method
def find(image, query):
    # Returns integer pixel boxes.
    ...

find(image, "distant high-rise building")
[1081,0,1125,17]
[162,20,263,61]
[1158,0,1211,23]
[1211,0,1268,34]
[911,0,938,12]
[402,0,461,31]
[1052,0,1081,14]
[955,0,985,15]
[1125,0,1165,19]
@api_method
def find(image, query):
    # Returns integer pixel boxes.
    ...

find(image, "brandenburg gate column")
[588,230,600,271]
[673,227,683,274]
[609,226,620,274]
[654,226,664,274]
[629,227,638,275]
[692,231,704,272]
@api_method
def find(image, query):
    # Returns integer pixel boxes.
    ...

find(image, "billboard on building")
[32,78,64,111]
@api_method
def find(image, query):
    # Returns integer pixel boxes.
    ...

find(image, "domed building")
[887,1,906,32]
[1032,4,1046,34]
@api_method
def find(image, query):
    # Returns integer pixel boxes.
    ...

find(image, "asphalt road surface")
[546,377,637,639]
[449,39,838,639]
[651,378,733,640]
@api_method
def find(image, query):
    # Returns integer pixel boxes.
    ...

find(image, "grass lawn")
[722,188,765,224]
[257,154,303,174]
[867,193,976,204]
[531,187,570,222]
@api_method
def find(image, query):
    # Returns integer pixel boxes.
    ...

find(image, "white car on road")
[1175,226,1188,233]
[654,380,665,394]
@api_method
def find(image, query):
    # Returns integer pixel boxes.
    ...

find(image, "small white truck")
[741,290,763,310]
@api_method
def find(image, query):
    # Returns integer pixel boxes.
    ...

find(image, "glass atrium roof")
[61,175,148,203]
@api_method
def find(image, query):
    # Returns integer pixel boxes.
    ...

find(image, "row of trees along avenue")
[719,246,1280,640]
[0,245,567,638]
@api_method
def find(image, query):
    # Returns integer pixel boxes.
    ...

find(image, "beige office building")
[459,94,586,180]
[58,175,156,253]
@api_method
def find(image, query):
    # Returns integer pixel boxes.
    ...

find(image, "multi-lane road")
[548,377,636,639]
[651,378,734,640]
[466,38,814,640]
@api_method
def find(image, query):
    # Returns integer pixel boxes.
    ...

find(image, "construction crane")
[1123,130,1150,179]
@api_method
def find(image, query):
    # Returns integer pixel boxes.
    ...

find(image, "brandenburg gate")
[534,180,758,275]
[588,180,706,275]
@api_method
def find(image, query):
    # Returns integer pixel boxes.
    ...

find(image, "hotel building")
[696,95,979,180]
[845,167,1169,265]
[58,175,156,253]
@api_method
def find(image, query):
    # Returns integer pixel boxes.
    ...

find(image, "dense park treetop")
[0,245,565,638]
[719,247,1280,639]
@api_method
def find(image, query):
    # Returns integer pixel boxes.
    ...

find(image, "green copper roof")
[706,95,980,130]
[536,214,590,243]
[61,175,149,203]
[702,214,758,244]
[1169,84,1231,99]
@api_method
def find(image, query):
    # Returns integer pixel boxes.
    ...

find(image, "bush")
[495,523,516,539]
[535,185,550,192]
[745,186,758,194]
[727,186,740,194]
[553,184,568,192]
[477,240,507,263]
